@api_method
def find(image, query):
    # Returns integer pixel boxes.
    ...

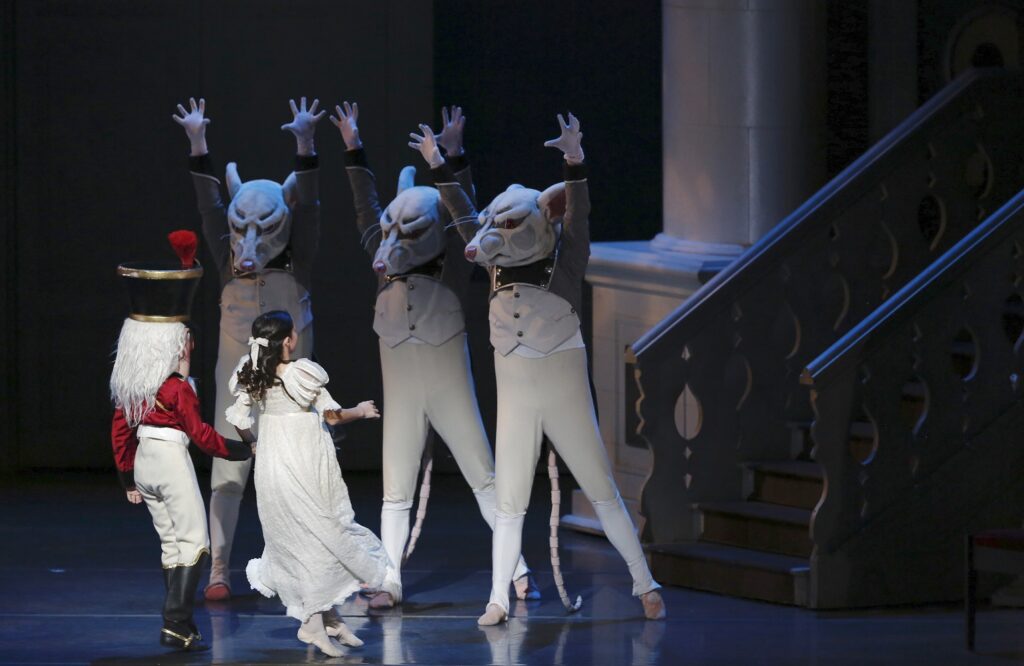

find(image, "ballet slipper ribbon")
[248,337,269,365]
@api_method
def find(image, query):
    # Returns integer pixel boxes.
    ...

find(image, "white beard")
[109,319,187,427]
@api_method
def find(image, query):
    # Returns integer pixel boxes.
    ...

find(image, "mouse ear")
[226,162,242,199]
[538,183,567,224]
[282,172,298,208]
[397,166,417,194]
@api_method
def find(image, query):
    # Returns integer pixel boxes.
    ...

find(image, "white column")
[565,0,827,534]
[661,0,826,252]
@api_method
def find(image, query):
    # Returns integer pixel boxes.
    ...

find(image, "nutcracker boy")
[109,231,252,650]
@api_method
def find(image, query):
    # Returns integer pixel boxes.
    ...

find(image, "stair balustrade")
[632,70,1024,606]
[803,186,1024,608]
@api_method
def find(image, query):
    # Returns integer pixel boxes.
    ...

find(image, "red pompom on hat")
[168,230,198,269]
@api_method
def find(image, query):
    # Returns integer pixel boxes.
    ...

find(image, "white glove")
[434,105,466,157]
[281,97,326,156]
[171,97,210,157]
[408,124,445,168]
[543,112,584,165]
[330,101,362,150]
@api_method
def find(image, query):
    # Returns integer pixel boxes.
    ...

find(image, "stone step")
[744,460,824,510]
[698,500,813,557]
[646,541,809,606]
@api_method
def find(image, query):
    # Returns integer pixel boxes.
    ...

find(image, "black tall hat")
[117,231,203,323]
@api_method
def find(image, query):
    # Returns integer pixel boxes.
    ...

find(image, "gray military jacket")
[189,153,319,343]
[344,148,476,348]
[432,161,591,356]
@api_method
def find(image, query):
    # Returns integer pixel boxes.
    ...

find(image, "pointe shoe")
[297,626,344,657]
[326,621,364,647]
[513,574,541,600]
[203,582,231,601]
[477,603,508,626]
[368,591,396,609]
[322,610,364,648]
[641,589,666,620]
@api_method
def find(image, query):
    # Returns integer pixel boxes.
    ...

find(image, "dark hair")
[236,310,294,402]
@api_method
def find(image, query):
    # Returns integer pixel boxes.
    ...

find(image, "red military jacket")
[111,373,232,486]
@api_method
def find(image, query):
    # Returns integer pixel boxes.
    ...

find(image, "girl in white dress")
[226,310,400,656]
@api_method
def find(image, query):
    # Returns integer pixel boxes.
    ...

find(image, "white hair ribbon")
[248,336,269,365]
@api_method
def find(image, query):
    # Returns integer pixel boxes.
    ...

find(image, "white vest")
[374,275,465,348]
[490,285,581,356]
[220,269,313,344]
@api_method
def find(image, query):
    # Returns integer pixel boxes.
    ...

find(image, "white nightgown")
[225,357,393,621]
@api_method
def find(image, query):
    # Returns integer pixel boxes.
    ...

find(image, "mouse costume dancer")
[333,102,535,608]
[173,97,325,600]
[411,114,665,625]
[110,231,252,650]
[227,310,399,657]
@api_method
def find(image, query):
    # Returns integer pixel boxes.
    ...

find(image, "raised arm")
[281,96,326,158]
[332,101,386,256]
[281,98,325,284]
[434,105,475,203]
[544,113,590,243]
[174,97,230,272]
[410,123,481,243]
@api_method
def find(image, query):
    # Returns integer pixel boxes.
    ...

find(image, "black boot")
[160,551,210,651]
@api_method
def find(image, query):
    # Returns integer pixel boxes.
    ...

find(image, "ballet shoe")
[326,622,364,647]
[203,582,231,602]
[368,591,396,609]
[322,610,364,647]
[513,574,541,600]
[297,626,343,657]
[477,603,508,626]
[641,589,666,620]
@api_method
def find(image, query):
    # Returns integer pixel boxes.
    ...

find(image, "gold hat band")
[128,314,191,323]
[117,264,204,280]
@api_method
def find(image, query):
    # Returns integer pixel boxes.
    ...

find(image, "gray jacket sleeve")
[561,162,591,272]
[288,155,320,290]
[343,148,384,257]
[447,154,477,208]
[548,162,591,308]
[188,154,231,282]
[432,161,480,244]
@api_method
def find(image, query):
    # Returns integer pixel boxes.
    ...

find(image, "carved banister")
[802,187,1024,607]
[634,69,1024,547]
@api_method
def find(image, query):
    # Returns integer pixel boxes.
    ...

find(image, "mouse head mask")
[464,183,566,267]
[371,167,447,276]
[225,162,296,275]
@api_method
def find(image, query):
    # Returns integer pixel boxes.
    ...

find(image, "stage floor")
[1,470,1022,665]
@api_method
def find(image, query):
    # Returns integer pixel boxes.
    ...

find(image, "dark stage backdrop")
[432,0,663,450]
[3,0,663,473]
[6,0,434,471]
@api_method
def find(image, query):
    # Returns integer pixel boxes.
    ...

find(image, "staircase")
[648,457,819,605]
[631,69,1024,607]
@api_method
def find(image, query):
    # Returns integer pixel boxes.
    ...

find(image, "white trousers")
[378,334,528,587]
[488,348,659,612]
[208,326,313,584]
[134,435,210,569]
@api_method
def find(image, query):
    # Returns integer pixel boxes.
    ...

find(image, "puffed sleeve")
[284,359,342,413]
[224,355,255,430]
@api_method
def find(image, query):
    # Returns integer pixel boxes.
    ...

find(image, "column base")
[562,238,742,536]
